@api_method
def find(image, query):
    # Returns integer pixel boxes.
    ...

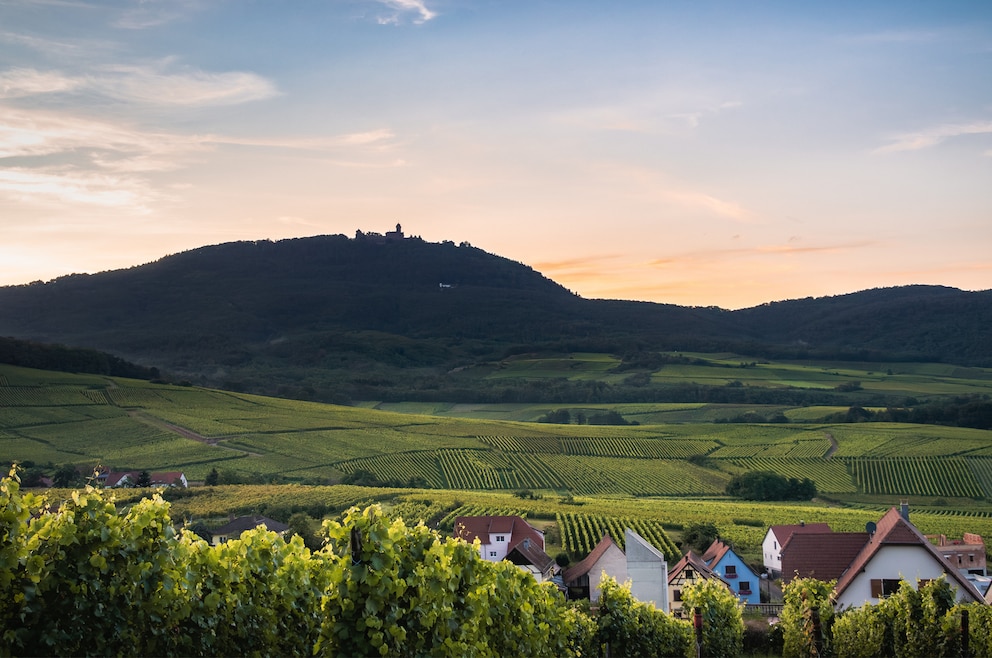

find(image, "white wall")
[626,529,669,612]
[590,543,628,603]
[835,545,976,608]
[761,529,780,575]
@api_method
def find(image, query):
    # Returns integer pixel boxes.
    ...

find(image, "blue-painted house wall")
[707,550,761,605]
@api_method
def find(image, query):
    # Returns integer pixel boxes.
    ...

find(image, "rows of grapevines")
[479,435,717,459]
[850,457,984,498]
[783,440,831,458]
[438,504,528,531]
[728,458,856,493]
[0,385,98,407]
[335,451,447,488]
[967,457,992,498]
[556,512,680,562]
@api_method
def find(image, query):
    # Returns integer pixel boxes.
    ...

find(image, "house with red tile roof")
[762,522,831,578]
[454,515,555,582]
[831,507,985,608]
[780,531,870,584]
[701,538,760,605]
[563,534,627,602]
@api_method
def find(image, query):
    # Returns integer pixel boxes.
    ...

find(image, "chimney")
[523,538,530,549]
[900,500,910,523]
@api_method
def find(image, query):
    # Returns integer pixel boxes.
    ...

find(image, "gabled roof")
[781,532,869,583]
[701,539,732,566]
[564,535,621,583]
[832,507,984,603]
[768,523,832,545]
[506,541,555,575]
[454,515,544,552]
[102,470,186,487]
[213,515,289,536]
[668,550,729,587]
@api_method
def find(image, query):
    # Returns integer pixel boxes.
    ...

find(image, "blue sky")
[1,0,990,308]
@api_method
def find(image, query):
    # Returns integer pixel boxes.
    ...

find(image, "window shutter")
[870,579,882,598]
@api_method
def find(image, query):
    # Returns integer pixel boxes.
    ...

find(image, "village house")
[831,506,985,608]
[563,535,627,602]
[928,532,987,576]
[701,538,761,605]
[562,530,668,610]
[780,530,870,584]
[762,521,831,578]
[668,550,730,617]
[454,515,557,583]
[210,515,290,545]
[101,470,188,488]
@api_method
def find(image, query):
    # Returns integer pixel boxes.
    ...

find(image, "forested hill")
[0,233,989,399]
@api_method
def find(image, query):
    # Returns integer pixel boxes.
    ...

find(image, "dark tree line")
[725,471,817,501]
[0,337,159,380]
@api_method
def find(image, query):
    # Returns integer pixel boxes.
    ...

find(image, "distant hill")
[0,233,989,401]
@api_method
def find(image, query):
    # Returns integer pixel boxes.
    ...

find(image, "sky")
[1,0,990,309]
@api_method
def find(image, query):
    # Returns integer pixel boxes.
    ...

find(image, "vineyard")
[4,363,992,523]
[555,511,680,561]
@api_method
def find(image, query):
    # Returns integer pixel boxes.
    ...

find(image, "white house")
[454,515,555,581]
[563,534,627,602]
[762,521,831,577]
[832,507,985,608]
[626,529,669,612]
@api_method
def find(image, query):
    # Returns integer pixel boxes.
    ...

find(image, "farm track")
[824,432,838,459]
[125,411,262,457]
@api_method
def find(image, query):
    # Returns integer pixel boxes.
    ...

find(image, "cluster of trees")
[823,396,992,430]
[0,337,159,380]
[725,471,817,501]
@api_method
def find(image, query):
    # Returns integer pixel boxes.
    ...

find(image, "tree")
[136,470,152,488]
[204,468,219,486]
[681,522,719,554]
[726,471,817,501]
[52,463,79,488]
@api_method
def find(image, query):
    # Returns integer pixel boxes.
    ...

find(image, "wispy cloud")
[0,68,80,98]
[374,0,437,25]
[0,62,278,107]
[0,167,153,211]
[112,0,207,29]
[93,62,279,106]
[875,120,992,153]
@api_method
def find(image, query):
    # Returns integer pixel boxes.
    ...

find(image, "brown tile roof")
[832,507,984,603]
[781,532,869,583]
[668,550,724,586]
[564,535,620,583]
[506,541,555,575]
[701,539,731,565]
[769,522,832,545]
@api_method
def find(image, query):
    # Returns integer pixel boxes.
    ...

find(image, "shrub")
[681,578,744,658]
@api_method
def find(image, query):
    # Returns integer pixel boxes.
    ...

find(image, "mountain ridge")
[1,233,989,400]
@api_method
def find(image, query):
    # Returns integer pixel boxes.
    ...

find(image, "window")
[870,579,901,598]
[725,565,737,579]
[738,581,751,595]
[773,541,777,550]
[674,589,682,602]
[496,535,506,542]
[489,551,497,558]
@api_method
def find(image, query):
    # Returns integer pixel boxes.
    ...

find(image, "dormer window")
[496,535,506,542]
